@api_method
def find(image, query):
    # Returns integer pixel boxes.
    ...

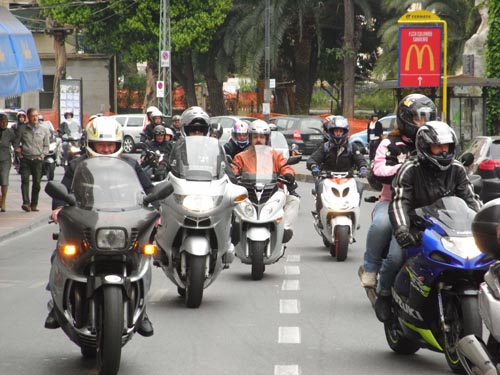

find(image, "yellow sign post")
[398,10,448,121]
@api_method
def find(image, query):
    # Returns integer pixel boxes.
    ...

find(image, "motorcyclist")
[231,119,300,243]
[223,119,249,160]
[359,94,436,290]
[210,121,223,139]
[140,125,173,180]
[45,116,156,337]
[141,109,164,142]
[58,111,80,138]
[306,115,368,217]
[170,114,182,141]
[375,121,482,322]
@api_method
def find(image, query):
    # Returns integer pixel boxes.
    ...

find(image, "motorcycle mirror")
[460,152,474,167]
[286,155,302,165]
[45,181,76,206]
[143,181,173,205]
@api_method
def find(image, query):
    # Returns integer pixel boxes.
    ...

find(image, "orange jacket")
[231,146,295,177]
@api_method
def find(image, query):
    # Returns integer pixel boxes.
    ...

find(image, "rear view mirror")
[460,152,474,167]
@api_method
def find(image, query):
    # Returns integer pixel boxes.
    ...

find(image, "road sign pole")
[398,10,447,121]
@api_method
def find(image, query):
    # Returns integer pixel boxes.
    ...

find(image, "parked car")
[1,109,20,128]
[460,136,500,203]
[110,114,147,153]
[270,115,324,155]
[348,114,397,152]
[210,115,258,145]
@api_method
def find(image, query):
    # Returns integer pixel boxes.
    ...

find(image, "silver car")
[110,114,147,153]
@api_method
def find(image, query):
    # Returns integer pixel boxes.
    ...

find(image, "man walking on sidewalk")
[14,108,50,212]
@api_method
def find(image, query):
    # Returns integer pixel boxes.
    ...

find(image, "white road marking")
[274,364,300,375]
[28,281,47,289]
[280,299,300,314]
[278,326,301,343]
[284,265,300,275]
[286,254,300,262]
[282,279,300,291]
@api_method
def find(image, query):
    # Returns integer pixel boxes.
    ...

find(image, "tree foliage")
[486,0,500,135]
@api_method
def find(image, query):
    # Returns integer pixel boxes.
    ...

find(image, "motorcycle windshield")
[71,156,145,211]
[170,137,225,181]
[240,145,277,184]
[414,196,476,235]
[270,131,290,160]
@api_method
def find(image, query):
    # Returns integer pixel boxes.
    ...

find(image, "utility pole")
[263,0,270,122]
[159,0,172,117]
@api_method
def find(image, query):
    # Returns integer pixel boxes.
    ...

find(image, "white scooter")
[232,145,300,280]
[154,136,248,308]
[311,171,361,261]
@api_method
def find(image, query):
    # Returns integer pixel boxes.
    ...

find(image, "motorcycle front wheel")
[250,240,266,281]
[444,295,482,374]
[45,163,55,181]
[97,285,123,375]
[384,319,420,355]
[331,225,349,261]
[185,254,206,308]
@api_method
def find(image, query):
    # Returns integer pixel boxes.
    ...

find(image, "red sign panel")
[398,26,442,87]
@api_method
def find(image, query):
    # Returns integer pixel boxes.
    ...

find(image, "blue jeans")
[378,236,404,294]
[363,200,392,273]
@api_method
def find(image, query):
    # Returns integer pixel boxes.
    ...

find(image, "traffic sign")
[398,26,442,87]
[160,50,170,68]
[156,81,164,98]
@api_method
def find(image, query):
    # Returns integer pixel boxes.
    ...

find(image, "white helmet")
[151,109,163,119]
[249,119,271,145]
[180,106,210,136]
[85,116,124,157]
[146,106,159,115]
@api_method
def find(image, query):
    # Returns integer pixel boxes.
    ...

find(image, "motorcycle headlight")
[96,228,127,249]
[441,236,482,259]
[174,194,222,213]
[238,200,257,220]
[260,199,282,221]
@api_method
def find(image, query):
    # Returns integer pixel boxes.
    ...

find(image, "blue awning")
[0,7,43,97]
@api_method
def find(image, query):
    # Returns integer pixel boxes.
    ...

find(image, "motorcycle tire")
[185,254,205,308]
[97,285,123,375]
[384,320,420,355]
[81,345,97,358]
[444,295,482,374]
[46,163,55,181]
[250,240,266,281]
[331,225,349,261]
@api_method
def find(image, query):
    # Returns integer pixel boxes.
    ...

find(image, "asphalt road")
[0,181,450,375]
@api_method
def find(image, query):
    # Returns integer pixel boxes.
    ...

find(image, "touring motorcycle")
[45,156,171,375]
[154,136,247,308]
[311,171,361,261]
[382,196,493,374]
[457,197,500,375]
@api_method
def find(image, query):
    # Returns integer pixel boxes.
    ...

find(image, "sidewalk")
[0,167,56,242]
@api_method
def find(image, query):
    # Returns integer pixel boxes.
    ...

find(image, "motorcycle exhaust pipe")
[457,335,498,375]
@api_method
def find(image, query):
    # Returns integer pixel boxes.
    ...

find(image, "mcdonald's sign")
[398,26,442,87]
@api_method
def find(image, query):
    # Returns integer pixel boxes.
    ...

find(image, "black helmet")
[325,116,349,147]
[416,121,457,171]
[471,198,500,259]
[397,94,436,142]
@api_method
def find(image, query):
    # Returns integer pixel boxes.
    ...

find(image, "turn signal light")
[234,194,248,203]
[143,244,157,255]
[62,244,78,256]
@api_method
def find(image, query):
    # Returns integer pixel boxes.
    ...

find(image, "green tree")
[486,0,500,135]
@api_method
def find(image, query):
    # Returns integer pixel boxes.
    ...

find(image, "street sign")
[160,50,170,68]
[156,81,165,98]
[398,26,442,87]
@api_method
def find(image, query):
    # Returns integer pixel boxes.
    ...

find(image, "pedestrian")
[14,108,50,212]
[367,113,383,162]
[0,113,17,211]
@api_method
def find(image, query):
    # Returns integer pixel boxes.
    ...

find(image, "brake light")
[478,159,500,171]
[293,130,302,140]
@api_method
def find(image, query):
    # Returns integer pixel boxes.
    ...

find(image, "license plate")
[309,135,323,140]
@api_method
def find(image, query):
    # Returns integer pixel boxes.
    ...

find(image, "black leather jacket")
[389,157,482,232]
[306,141,367,175]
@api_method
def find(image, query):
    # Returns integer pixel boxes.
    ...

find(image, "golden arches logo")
[404,44,434,71]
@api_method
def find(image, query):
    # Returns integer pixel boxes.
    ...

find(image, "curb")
[0,216,49,243]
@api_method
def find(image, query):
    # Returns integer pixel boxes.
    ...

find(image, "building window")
[39,75,54,109]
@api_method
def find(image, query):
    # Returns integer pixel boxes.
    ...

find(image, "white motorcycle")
[311,171,361,261]
[457,197,500,375]
[232,145,300,280]
[154,136,248,308]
